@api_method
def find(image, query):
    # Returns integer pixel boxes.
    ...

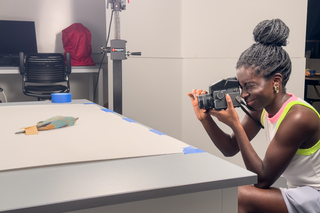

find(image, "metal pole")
[113,60,122,114]
[114,11,120,39]
[113,9,122,114]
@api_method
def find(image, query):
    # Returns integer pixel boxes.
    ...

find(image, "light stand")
[102,0,141,114]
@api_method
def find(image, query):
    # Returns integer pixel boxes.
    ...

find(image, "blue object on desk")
[123,117,137,123]
[183,146,205,154]
[101,108,115,113]
[149,129,165,135]
[51,93,72,103]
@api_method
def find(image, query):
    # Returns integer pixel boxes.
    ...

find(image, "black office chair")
[19,52,71,100]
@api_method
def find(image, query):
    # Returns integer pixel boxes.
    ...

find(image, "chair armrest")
[66,52,71,74]
[19,52,25,74]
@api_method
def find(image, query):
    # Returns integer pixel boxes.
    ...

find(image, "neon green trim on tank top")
[260,109,266,128]
[296,140,320,155]
[276,101,320,155]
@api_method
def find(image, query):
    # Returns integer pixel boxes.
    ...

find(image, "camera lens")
[198,94,214,110]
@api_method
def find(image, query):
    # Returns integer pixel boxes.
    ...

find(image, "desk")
[304,75,320,103]
[0,100,256,213]
[0,66,103,105]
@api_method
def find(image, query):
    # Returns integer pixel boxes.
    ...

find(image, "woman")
[188,19,320,213]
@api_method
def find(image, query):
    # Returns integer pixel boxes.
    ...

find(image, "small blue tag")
[183,146,205,154]
[123,117,137,123]
[149,129,165,135]
[83,103,96,105]
[101,108,115,113]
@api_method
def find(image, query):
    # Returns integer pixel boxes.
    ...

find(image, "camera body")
[198,77,241,110]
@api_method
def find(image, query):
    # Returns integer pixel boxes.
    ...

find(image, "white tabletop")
[0,100,256,213]
[0,100,187,171]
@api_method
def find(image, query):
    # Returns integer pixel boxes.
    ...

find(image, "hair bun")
[253,19,289,47]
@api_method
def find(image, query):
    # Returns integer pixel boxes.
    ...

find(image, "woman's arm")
[212,95,318,188]
[188,90,261,156]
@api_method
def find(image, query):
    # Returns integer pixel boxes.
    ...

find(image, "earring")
[274,85,279,93]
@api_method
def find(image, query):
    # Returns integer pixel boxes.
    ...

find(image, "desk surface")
[306,75,320,80]
[0,65,101,74]
[0,100,256,213]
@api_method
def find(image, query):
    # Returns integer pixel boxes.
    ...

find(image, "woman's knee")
[238,185,287,213]
[238,185,255,213]
[238,185,254,202]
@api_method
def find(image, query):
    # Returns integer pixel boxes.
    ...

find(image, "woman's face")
[236,66,274,111]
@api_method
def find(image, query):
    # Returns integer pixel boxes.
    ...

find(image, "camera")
[198,77,241,110]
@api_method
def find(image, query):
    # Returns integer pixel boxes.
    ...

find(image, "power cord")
[93,10,115,103]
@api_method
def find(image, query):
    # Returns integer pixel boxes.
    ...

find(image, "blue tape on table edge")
[123,117,137,123]
[100,110,165,135]
[149,129,165,135]
[183,146,205,154]
[83,103,96,105]
[101,108,115,113]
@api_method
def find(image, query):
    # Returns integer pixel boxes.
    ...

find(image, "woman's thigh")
[238,185,288,213]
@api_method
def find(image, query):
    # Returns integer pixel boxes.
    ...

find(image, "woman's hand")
[187,89,211,121]
[208,94,240,129]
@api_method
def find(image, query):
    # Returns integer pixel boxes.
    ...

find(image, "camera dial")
[216,91,225,100]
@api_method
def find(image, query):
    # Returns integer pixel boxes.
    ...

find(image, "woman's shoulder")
[286,95,319,117]
[285,103,319,132]
[279,94,319,125]
[282,103,320,148]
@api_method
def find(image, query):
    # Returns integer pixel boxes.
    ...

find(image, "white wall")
[0,0,105,53]
[0,0,106,102]
[109,0,308,168]
[106,0,183,139]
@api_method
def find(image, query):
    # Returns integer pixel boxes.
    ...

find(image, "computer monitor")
[0,20,38,66]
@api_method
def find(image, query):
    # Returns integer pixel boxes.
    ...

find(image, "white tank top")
[260,93,320,190]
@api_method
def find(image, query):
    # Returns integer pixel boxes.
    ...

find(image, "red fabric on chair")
[62,23,95,66]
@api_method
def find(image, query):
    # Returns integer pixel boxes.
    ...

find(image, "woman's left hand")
[208,94,240,129]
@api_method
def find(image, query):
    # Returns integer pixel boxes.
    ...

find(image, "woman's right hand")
[187,89,211,121]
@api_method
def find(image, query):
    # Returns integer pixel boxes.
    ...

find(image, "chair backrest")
[19,52,71,100]
[22,53,70,83]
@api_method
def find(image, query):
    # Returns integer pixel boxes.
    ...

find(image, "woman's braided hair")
[236,19,292,90]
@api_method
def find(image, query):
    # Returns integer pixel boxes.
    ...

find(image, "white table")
[0,100,256,213]
[0,66,103,105]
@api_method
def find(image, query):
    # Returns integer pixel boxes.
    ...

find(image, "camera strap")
[239,104,264,129]
[235,96,264,129]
